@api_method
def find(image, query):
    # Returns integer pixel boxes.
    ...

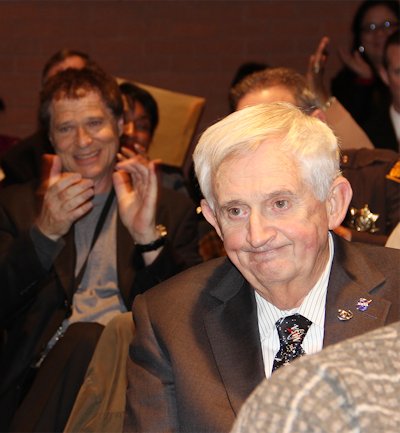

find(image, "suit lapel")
[116,215,136,307]
[203,265,264,415]
[324,235,391,347]
[53,228,76,304]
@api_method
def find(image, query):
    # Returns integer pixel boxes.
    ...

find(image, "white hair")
[193,102,341,209]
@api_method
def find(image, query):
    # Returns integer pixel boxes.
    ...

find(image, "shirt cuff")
[30,225,65,270]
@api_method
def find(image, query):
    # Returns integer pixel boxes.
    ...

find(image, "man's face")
[208,140,332,301]
[237,86,296,110]
[49,90,121,193]
[384,44,400,109]
[121,96,153,151]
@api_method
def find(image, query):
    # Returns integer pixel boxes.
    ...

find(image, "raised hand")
[36,154,95,241]
[306,36,331,105]
[113,146,161,244]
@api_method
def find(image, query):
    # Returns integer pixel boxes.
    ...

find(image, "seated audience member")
[307,36,375,150]
[230,67,400,245]
[0,68,200,433]
[123,103,400,433]
[0,49,98,187]
[119,82,189,195]
[231,321,400,433]
[367,29,400,152]
[228,62,269,111]
[331,0,399,150]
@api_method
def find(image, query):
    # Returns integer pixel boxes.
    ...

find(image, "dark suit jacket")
[0,180,200,425]
[363,106,399,152]
[124,234,400,433]
[0,130,53,187]
[340,148,400,245]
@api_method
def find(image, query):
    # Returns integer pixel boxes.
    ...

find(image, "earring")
[358,45,365,54]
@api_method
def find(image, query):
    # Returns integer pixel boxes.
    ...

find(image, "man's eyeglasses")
[361,20,399,33]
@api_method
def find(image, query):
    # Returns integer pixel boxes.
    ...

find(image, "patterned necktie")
[272,314,312,372]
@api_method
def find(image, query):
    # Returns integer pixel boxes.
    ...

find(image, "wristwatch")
[135,224,167,252]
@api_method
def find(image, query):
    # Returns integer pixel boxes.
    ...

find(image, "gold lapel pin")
[337,309,353,321]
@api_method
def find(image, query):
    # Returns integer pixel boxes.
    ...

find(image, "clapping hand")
[36,154,95,241]
[113,146,162,245]
[306,36,331,106]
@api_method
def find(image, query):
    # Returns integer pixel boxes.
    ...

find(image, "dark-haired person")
[364,30,400,151]
[119,82,189,195]
[0,68,200,432]
[331,0,399,149]
[0,49,100,187]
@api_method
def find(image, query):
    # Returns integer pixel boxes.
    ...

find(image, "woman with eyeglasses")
[331,0,399,149]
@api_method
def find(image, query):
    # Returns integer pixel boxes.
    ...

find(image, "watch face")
[136,225,167,252]
[156,224,168,238]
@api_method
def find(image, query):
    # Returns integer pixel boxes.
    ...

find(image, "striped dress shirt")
[255,233,334,377]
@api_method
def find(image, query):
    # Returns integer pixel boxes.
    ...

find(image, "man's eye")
[227,207,242,217]
[274,200,289,209]
[58,125,72,134]
[88,119,103,128]
[135,122,151,132]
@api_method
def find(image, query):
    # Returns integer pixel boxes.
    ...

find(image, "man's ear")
[326,176,353,230]
[201,199,223,240]
[310,108,326,122]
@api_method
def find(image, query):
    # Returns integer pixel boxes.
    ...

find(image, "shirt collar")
[256,232,334,337]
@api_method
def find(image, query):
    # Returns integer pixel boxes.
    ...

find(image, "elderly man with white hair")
[124,103,400,433]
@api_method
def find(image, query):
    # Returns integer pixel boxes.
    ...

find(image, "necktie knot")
[273,313,312,372]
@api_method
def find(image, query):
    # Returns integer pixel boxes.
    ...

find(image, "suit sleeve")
[0,194,50,324]
[124,294,178,433]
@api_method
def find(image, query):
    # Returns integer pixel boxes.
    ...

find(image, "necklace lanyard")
[73,188,115,291]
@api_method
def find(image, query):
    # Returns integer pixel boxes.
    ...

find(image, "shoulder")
[0,180,37,207]
[156,186,198,223]
[341,148,399,169]
[135,258,240,317]
[338,235,400,263]
[333,234,400,282]
[158,186,195,207]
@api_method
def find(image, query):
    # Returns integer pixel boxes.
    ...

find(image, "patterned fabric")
[272,314,312,372]
[231,321,400,433]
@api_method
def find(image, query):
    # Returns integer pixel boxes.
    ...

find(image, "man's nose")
[77,126,93,147]
[247,212,276,248]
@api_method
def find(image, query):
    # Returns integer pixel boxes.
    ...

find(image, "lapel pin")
[357,298,372,312]
[337,309,353,321]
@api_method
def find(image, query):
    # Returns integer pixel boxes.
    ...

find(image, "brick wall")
[0,0,361,163]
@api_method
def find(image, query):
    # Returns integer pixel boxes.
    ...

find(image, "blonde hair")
[193,102,340,209]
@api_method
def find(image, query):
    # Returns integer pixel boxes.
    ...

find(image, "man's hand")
[36,154,95,241]
[306,36,331,106]
[113,146,161,244]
